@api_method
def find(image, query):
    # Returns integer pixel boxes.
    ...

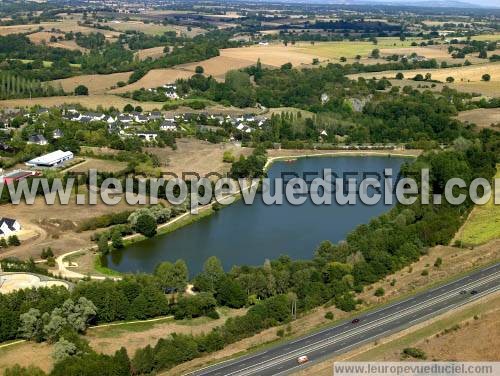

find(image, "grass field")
[456,108,500,129]
[51,72,132,94]
[471,33,500,42]
[0,20,121,38]
[177,55,256,80]
[67,158,129,174]
[102,20,205,37]
[27,31,87,52]
[108,68,194,93]
[457,166,500,245]
[295,37,421,59]
[349,62,500,83]
[134,46,167,60]
[0,94,163,111]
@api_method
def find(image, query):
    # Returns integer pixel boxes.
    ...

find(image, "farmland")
[456,108,500,129]
[108,69,194,94]
[50,72,133,94]
[0,94,163,111]
[135,46,168,61]
[102,20,205,37]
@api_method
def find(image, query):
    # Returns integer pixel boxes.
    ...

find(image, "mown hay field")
[27,31,87,52]
[349,62,500,83]
[135,46,167,61]
[0,94,163,111]
[456,108,500,129]
[108,69,194,94]
[51,72,132,94]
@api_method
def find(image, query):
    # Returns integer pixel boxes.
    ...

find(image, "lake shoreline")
[102,152,415,275]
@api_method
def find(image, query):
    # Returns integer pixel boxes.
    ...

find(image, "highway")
[192,262,500,376]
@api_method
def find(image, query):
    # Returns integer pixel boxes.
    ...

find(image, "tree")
[395,72,404,80]
[370,48,380,58]
[0,238,8,248]
[7,235,20,246]
[215,277,247,308]
[74,85,89,96]
[195,65,204,74]
[446,76,455,83]
[154,260,188,292]
[123,104,134,112]
[478,50,487,59]
[134,214,157,238]
[53,337,79,362]
[97,235,109,254]
[482,73,491,81]
[111,230,123,250]
[19,309,43,341]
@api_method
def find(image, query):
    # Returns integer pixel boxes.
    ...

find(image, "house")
[136,132,158,142]
[160,120,178,131]
[134,113,149,123]
[27,134,48,146]
[26,150,74,168]
[0,218,21,237]
[148,111,163,121]
[53,129,63,139]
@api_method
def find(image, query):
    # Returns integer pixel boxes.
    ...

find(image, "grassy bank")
[457,165,500,245]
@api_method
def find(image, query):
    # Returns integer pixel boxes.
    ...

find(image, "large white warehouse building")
[26,150,74,168]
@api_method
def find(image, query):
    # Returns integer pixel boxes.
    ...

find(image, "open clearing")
[455,166,500,245]
[51,72,132,95]
[176,55,257,80]
[66,158,129,174]
[348,62,500,83]
[0,21,121,38]
[456,108,500,129]
[27,31,87,52]
[108,69,194,94]
[145,138,252,177]
[103,20,205,37]
[135,46,167,61]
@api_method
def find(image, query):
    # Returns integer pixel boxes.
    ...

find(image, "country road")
[192,262,500,376]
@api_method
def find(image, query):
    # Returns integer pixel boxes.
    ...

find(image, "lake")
[104,155,409,275]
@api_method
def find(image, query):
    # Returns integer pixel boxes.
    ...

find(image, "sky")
[367,0,500,7]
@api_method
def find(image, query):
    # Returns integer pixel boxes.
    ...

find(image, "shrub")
[402,347,427,359]
[324,311,334,320]
[374,287,385,297]
[74,85,89,96]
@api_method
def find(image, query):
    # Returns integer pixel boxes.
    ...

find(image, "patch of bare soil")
[146,139,252,177]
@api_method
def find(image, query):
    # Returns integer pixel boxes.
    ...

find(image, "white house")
[0,218,21,237]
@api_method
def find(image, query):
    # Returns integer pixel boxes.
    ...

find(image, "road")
[192,262,500,376]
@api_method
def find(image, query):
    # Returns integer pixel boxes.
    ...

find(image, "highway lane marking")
[227,272,500,375]
[212,274,500,376]
[272,284,500,376]
[221,274,500,376]
[192,264,500,376]
[240,280,500,376]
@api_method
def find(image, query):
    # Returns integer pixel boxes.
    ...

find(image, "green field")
[472,33,500,42]
[458,165,500,245]
[297,37,422,59]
